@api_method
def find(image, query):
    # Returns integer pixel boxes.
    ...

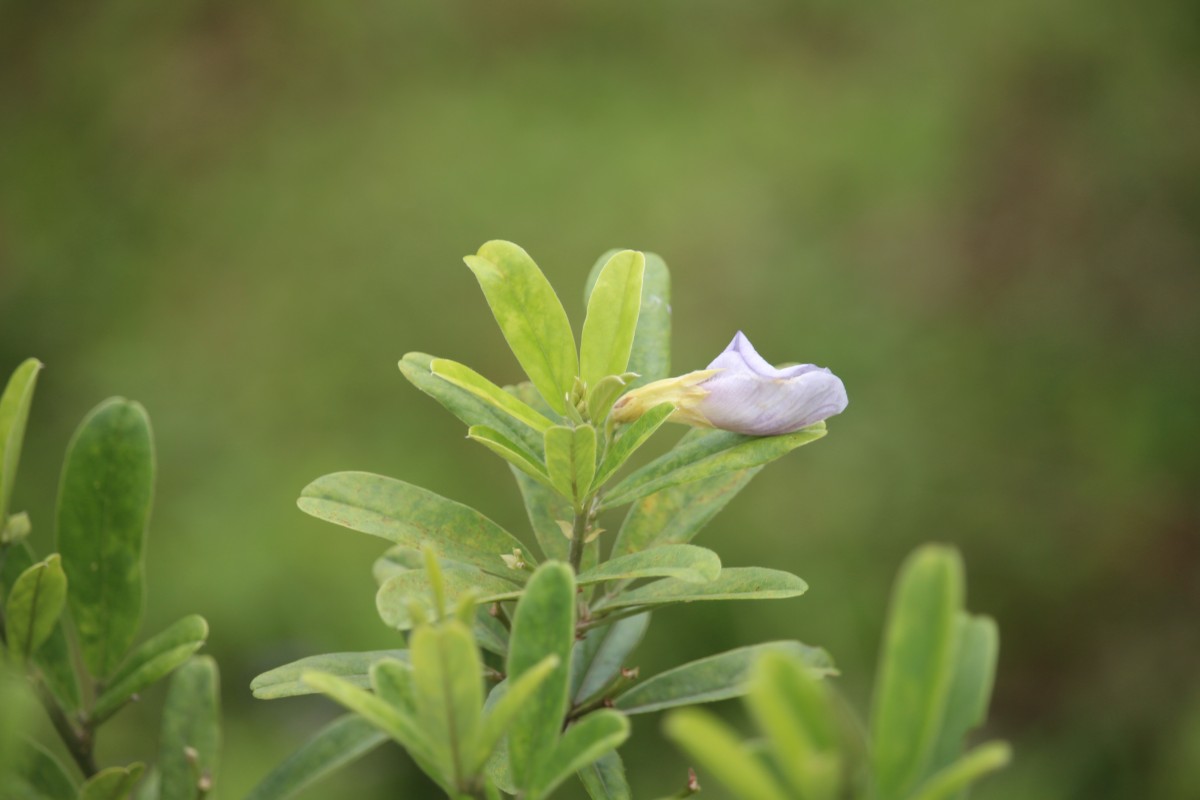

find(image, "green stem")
[567,510,588,574]
[36,679,97,777]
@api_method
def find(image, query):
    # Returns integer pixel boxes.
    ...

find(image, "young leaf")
[243,715,386,800]
[577,749,632,800]
[908,741,1012,800]
[377,568,517,630]
[580,250,645,388]
[869,546,964,800]
[544,425,597,505]
[506,563,576,790]
[80,763,145,800]
[532,710,630,797]
[594,567,808,612]
[0,358,41,526]
[430,359,555,433]
[664,708,789,800]
[927,614,999,775]
[6,553,67,663]
[298,472,532,581]
[465,241,577,415]
[56,397,155,678]
[585,373,637,423]
[614,641,834,715]
[409,621,484,790]
[577,544,720,587]
[399,353,542,454]
[571,613,650,704]
[250,650,410,700]
[600,424,826,509]
[92,614,209,724]
[592,402,675,490]
[473,655,559,775]
[467,426,554,489]
[159,657,220,800]
[586,251,671,388]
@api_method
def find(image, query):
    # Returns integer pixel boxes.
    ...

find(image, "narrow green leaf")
[578,545,720,588]
[615,641,834,715]
[577,749,632,800]
[595,567,808,612]
[908,741,1012,800]
[92,615,209,724]
[251,650,409,700]
[399,353,542,454]
[510,468,571,563]
[298,472,532,581]
[585,373,637,423]
[430,359,555,433]
[409,621,484,790]
[570,613,650,704]
[465,241,577,414]
[664,708,789,800]
[80,764,145,800]
[377,568,517,630]
[533,710,630,797]
[56,397,155,678]
[506,563,576,790]
[158,657,220,800]
[612,466,760,557]
[928,614,1000,776]
[0,358,42,525]
[869,546,965,800]
[132,769,160,800]
[371,658,416,712]
[244,715,386,800]
[580,251,645,387]
[601,424,826,509]
[6,554,67,663]
[544,425,597,505]
[482,683,517,795]
[467,426,554,489]
[593,403,675,490]
[586,251,671,387]
[473,655,559,775]
[6,739,77,800]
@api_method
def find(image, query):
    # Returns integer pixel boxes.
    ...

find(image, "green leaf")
[132,769,160,800]
[6,739,77,800]
[158,657,220,800]
[510,468,571,563]
[473,655,559,776]
[615,641,834,715]
[928,614,999,776]
[747,650,841,800]
[570,612,649,705]
[250,650,410,700]
[664,708,789,800]
[595,567,808,612]
[0,358,42,526]
[409,621,484,790]
[869,545,965,800]
[244,715,386,800]
[80,764,145,800]
[592,403,675,490]
[467,426,553,489]
[533,710,629,797]
[601,424,826,509]
[6,554,67,663]
[506,563,576,790]
[612,466,760,557]
[578,545,720,588]
[908,742,1012,800]
[585,373,637,423]
[544,425,596,505]
[399,353,542,454]
[430,359,555,433]
[377,568,517,630]
[92,615,209,724]
[586,251,671,387]
[577,749,631,800]
[580,250,645,388]
[465,241,577,415]
[298,472,531,581]
[55,397,155,678]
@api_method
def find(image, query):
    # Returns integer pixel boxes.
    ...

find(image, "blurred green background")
[3,0,1198,797]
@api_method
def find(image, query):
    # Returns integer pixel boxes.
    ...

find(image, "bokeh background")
[3,0,1198,797]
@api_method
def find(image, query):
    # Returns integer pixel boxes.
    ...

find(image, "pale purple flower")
[611,332,848,435]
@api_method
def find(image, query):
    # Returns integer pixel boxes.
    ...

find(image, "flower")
[611,332,847,435]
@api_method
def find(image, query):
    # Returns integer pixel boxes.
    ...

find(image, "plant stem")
[567,509,588,573]
[36,679,97,777]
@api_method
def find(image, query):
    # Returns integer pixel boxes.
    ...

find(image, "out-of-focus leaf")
[4,739,77,800]
[601,424,825,509]
[482,683,517,795]
[56,397,155,679]
[158,657,220,800]
[580,250,645,387]
[592,403,674,490]
[615,641,834,715]
[243,715,386,800]
[1,511,31,546]
[544,425,596,505]
[928,614,999,777]
[908,741,1012,800]
[506,563,575,790]
[532,710,629,797]
[664,708,789,800]
[467,426,553,489]
[577,749,631,800]
[430,359,554,433]
[92,615,208,723]
[6,554,67,663]
[79,763,145,800]
[595,567,807,612]
[298,472,531,581]
[132,769,160,800]
[586,251,671,388]
[251,650,409,700]
[409,621,484,789]
[473,655,559,776]
[465,241,577,415]
[869,546,964,800]
[577,545,720,587]
[376,567,517,630]
[570,612,649,705]
[0,358,41,526]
